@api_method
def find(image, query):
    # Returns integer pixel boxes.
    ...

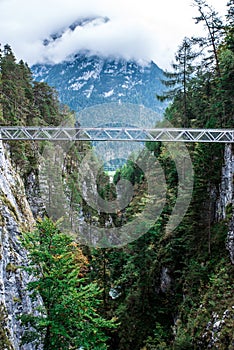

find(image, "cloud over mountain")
[0,0,226,69]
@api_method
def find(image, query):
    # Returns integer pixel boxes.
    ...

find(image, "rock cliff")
[0,141,41,350]
[216,144,234,264]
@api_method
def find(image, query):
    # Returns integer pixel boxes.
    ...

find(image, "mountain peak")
[43,16,110,47]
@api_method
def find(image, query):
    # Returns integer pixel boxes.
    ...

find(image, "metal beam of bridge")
[0,126,234,143]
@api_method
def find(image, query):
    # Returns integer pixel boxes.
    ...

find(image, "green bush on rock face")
[225,203,233,220]
[6,263,18,273]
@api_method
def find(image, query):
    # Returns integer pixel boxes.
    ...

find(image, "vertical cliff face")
[202,143,234,347]
[0,141,41,350]
[227,218,234,264]
[224,145,234,264]
[216,144,234,264]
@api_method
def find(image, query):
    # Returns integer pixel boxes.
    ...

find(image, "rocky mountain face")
[32,52,167,170]
[32,54,166,123]
[204,144,234,348]
[0,141,42,350]
[217,144,234,264]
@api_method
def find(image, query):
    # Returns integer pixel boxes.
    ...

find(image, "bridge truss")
[0,126,234,142]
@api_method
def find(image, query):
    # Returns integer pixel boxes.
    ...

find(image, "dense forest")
[0,0,234,349]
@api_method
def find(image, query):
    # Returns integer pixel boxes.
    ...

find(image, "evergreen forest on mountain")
[0,0,234,349]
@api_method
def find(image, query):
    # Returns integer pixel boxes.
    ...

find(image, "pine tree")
[157,38,199,126]
[192,0,224,76]
[21,218,114,350]
[225,1,234,52]
[33,81,62,126]
[0,44,21,124]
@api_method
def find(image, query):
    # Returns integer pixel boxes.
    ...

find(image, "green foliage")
[20,218,115,349]
[172,327,193,350]
[144,323,169,349]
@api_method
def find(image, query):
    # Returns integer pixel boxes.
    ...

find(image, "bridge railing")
[0,126,233,142]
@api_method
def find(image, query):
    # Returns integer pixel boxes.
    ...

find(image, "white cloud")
[0,0,227,69]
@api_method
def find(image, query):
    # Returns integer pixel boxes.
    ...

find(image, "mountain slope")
[32,54,167,122]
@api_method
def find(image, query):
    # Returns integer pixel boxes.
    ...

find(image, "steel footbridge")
[0,126,233,143]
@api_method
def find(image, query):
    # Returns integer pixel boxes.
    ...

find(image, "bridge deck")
[0,126,233,142]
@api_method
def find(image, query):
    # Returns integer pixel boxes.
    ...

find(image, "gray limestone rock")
[0,141,42,349]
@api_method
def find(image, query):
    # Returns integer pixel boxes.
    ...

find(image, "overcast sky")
[0,0,228,70]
